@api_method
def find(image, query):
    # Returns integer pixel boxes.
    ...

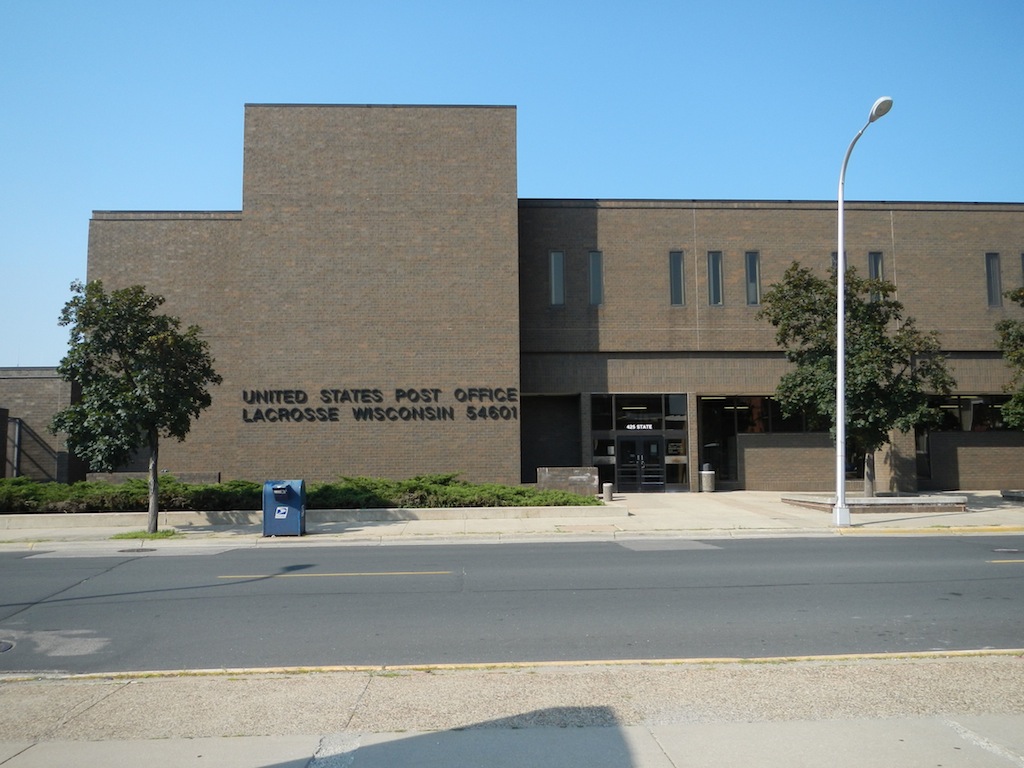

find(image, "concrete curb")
[782,493,968,513]
[3,647,1020,684]
[0,504,618,530]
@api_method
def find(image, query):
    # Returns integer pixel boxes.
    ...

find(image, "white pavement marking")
[945,719,1024,767]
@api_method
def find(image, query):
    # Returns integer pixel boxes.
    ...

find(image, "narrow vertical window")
[549,250,565,306]
[745,251,761,305]
[868,251,884,301]
[868,251,884,280]
[589,250,603,305]
[707,251,723,306]
[986,252,1002,307]
[669,250,685,305]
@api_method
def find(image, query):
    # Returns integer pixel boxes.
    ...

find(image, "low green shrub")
[0,473,600,513]
[181,479,262,511]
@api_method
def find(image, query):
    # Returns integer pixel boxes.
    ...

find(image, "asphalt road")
[0,536,1021,674]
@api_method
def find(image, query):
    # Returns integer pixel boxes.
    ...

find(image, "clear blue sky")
[2,0,1022,366]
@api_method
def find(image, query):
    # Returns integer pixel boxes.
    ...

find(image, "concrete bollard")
[602,482,613,502]
[699,470,716,492]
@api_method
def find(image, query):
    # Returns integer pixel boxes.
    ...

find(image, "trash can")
[699,463,716,493]
[262,480,306,536]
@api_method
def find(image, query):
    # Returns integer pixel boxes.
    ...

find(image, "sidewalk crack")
[43,679,134,739]
[647,724,681,767]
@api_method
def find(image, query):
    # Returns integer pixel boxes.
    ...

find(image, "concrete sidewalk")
[0,489,1022,550]
[2,657,1024,767]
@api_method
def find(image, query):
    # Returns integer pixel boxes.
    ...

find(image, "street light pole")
[835,96,893,527]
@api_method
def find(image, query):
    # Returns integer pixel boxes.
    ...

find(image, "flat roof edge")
[91,211,242,219]
[244,103,515,110]
[517,198,1024,210]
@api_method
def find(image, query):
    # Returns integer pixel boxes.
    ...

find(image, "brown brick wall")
[87,105,521,485]
[923,431,1024,491]
[0,368,83,482]
[736,433,834,491]
[876,429,919,494]
[521,352,793,395]
[87,213,245,480]
[519,199,1024,359]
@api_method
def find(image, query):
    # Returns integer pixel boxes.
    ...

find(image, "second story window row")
[547,249,1024,309]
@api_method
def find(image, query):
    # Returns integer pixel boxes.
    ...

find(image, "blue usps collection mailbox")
[262,479,306,536]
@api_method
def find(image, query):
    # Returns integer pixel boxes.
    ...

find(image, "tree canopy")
[51,280,222,532]
[759,263,954,489]
[996,287,1024,429]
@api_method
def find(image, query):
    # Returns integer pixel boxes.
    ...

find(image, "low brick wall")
[737,433,834,491]
[536,467,599,497]
[782,494,967,514]
[925,432,1024,491]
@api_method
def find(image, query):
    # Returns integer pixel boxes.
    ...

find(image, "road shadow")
[259,707,634,768]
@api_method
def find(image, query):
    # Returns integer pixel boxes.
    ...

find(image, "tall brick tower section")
[89,105,521,484]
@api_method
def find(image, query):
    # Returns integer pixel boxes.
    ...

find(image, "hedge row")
[0,474,601,514]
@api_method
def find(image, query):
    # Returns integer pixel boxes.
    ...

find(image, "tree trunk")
[147,429,160,534]
[863,450,876,498]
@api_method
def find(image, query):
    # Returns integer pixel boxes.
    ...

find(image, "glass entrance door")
[616,436,666,492]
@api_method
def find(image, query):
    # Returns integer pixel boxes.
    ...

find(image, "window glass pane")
[868,251,884,280]
[737,396,770,432]
[665,394,687,429]
[745,251,760,305]
[929,395,1011,431]
[615,394,663,431]
[666,440,686,459]
[669,251,685,305]
[666,394,687,417]
[970,396,1009,430]
[707,251,723,306]
[767,397,804,432]
[699,396,734,479]
[589,251,603,305]
[868,252,884,301]
[550,251,564,305]
[986,252,1002,306]
[591,394,613,430]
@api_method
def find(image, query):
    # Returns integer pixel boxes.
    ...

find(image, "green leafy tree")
[51,281,222,532]
[996,287,1024,428]
[759,262,955,495]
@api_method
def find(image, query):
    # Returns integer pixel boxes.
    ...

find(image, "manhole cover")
[0,641,13,653]
[119,548,157,553]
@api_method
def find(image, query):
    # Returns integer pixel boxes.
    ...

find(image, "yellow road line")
[988,559,1024,564]
[33,647,1024,682]
[218,570,453,579]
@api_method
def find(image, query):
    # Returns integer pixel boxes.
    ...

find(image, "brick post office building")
[6,104,1024,491]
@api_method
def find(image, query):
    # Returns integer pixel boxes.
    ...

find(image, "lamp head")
[869,96,894,123]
